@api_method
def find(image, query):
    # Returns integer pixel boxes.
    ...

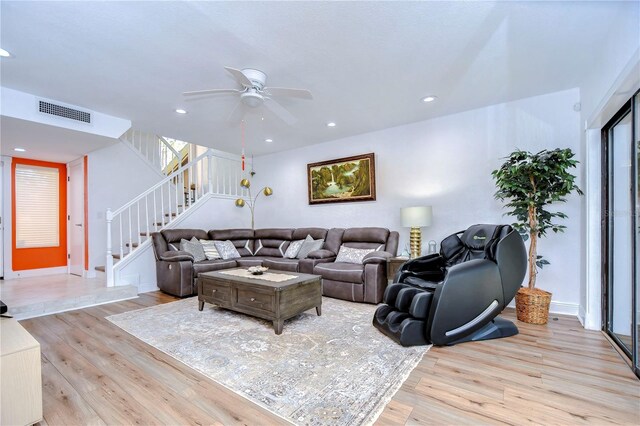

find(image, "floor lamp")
[400,206,432,259]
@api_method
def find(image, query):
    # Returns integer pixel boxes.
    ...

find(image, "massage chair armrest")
[362,251,393,265]
[159,250,194,262]
[402,253,444,272]
[428,259,503,345]
[306,249,337,260]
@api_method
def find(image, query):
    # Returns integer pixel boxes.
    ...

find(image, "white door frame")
[67,158,84,276]
[0,160,3,278]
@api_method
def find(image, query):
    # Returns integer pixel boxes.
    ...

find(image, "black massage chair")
[373,224,526,346]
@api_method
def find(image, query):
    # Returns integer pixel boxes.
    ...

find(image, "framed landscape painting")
[307,153,376,205]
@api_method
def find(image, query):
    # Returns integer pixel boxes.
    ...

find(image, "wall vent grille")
[38,100,91,123]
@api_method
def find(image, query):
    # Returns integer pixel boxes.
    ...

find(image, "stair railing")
[105,149,245,286]
[121,129,186,174]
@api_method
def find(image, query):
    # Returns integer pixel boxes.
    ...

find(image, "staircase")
[100,146,248,286]
[120,129,190,176]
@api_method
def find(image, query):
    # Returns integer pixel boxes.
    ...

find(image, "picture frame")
[307,153,376,205]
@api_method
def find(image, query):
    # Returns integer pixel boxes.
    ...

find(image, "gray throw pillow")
[296,235,325,259]
[284,239,304,259]
[180,238,206,262]
[335,245,375,264]
[214,240,241,260]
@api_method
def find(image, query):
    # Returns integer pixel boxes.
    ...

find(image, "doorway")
[602,90,639,378]
[68,159,84,276]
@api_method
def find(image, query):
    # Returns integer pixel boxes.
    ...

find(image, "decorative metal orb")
[263,187,273,196]
[240,178,251,188]
[235,198,245,207]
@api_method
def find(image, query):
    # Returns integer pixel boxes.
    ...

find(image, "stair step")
[164,212,178,217]
[95,265,105,272]
[139,232,151,237]
[126,242,139,248]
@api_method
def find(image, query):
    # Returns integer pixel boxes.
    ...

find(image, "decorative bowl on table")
[248,266,269,275]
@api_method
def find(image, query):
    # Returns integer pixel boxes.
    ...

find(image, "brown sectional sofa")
[151,227,399,303]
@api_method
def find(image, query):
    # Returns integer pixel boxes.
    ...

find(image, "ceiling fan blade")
[228,101,246,125]
[224,67,253,88]
[264,87,313,100]
[264,98,297,126]
[182,89,240,96]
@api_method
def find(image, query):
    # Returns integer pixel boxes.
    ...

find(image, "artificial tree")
[492,148,582,321]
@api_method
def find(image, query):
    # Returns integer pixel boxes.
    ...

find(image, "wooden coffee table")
[197,268,322,335]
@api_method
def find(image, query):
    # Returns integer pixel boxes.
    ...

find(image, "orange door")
[12,158,68,271]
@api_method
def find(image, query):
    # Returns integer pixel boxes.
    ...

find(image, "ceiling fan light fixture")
[422,95,438,103]
[241,91,264,108]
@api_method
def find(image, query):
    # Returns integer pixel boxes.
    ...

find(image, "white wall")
[578,4,640,329]
[87,142,163,271]
[253,89,583,312]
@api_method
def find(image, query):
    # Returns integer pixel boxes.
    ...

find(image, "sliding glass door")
[603,90,639,377]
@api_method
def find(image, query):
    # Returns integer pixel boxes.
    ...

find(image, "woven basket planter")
[515,287,552,325]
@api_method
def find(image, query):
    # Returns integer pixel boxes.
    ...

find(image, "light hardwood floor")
[20,292,640,425]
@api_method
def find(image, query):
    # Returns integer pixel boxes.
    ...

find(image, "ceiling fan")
[183,67,313,125]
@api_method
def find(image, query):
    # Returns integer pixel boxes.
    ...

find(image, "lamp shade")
[400,206,432,227]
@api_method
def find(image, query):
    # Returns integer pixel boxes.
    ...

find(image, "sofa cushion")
[254,239,290,257]
[214,240,241,260]
[262,258,299,272]
[335,245,375,264]
[193,259,238,276]
[291,227,327,241]
[314,262,364,284]
[208,229,254,256]
[325,228,345,254]
[180,238,206,262]
[162,229,209,243]
[341,227,390,251]
[236,257,266,267]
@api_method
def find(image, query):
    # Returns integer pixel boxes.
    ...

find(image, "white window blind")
[15,164,60,248]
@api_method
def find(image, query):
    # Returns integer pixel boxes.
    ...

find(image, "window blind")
[15,164,60,248]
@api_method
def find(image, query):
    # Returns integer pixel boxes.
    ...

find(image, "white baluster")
[128,207,132,258]
[106,208,114,286]
[145,196,149,238]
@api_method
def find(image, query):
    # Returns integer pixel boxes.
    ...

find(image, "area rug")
[107,297,430,426]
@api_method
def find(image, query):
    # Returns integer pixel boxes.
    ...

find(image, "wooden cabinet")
[1,318,43,426]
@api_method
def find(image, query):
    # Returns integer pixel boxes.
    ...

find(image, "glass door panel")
[608,111,633,355]
[635,94,640,372]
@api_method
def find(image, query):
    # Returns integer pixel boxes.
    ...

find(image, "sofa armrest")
[362,251,393,265]
[159,250,194,262]
[306,249,336,260]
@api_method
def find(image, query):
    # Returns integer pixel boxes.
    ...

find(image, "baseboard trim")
[4,266,68,279]
[138,282,160,293]
[507,299,579,317]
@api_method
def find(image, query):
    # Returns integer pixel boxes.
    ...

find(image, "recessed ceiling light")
[326,122,336,127]
[422,96,438,103]
[265,138,273,143]
[0,48,11,57]
[14,148,26,152]
[175,109,187,114]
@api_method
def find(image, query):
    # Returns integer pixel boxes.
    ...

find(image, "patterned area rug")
[107,297,430,426]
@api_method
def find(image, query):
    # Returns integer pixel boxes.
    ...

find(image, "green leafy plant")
[492,148,583,289]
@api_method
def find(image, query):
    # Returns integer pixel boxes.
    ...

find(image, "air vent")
[38,100,91,123]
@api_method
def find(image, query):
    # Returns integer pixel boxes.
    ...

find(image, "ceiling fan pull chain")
[241,120,246,172]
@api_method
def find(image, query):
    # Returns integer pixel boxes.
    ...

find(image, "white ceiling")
[0,116,118,163]
[0,1,637,158]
